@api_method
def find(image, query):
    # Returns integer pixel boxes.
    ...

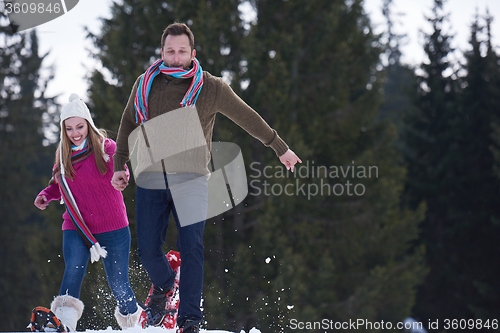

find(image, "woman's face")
[64,117,88,146]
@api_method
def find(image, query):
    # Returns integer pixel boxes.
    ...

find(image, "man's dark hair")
[161,22,195,51]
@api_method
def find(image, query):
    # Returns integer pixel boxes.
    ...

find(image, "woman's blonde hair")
[55,119,108,180]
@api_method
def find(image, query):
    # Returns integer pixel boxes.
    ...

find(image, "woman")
[34,94,141,330]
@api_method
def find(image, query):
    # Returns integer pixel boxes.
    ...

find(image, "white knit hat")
[60,93,102,140]
[59,93,109,175]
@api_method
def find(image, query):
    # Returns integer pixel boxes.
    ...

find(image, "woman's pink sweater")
[39,139,129,234]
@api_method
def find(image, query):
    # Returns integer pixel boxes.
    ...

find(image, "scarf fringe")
[90,242,107,263]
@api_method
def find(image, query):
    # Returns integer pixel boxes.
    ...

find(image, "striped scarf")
[52,138,107,263]
[134,58,203,124]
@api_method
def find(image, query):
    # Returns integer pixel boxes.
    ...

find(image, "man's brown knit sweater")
[114,71,289,174]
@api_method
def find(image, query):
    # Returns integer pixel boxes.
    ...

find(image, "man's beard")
[164,61,192,70]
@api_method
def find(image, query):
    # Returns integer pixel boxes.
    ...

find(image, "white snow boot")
[114,306,143,329]
[50,295,84,332]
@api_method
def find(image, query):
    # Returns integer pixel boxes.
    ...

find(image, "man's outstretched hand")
[279,149,302,172]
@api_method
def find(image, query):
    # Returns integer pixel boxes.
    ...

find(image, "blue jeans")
[136,176,206,326]
[59,226,138,315]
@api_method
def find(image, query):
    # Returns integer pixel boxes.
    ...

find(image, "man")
[111,22,300,333]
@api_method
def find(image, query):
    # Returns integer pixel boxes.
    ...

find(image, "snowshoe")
[139,250,181,329]
[177,319,200,333]
[29,306,67,332]
[145,285,173,326]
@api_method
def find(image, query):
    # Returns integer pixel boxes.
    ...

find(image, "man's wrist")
[269,133,289,157]
[113,155,128,173]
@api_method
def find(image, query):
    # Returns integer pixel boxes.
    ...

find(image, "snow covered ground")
[85,327,262,333]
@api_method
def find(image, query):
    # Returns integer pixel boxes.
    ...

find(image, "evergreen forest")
[1,0,499,331]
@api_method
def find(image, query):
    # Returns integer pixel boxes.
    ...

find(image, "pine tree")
[402,0,459,321]
[0,10,60,328]
[464,11,500,320]
[402,0,500,322]
[378,0,416,131]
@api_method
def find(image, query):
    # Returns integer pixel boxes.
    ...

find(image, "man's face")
[162,34,196,69]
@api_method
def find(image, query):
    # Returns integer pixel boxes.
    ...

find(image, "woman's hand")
[111,171,129,191]
[34,195,48,210]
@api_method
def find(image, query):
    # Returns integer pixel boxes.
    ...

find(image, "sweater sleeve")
[38,181,61,203]
[113,76,142,172]
[106,138,129,176]
[215,79,289,157]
